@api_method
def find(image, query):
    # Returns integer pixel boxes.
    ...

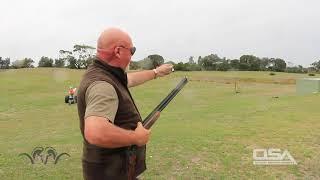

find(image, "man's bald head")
[97,28,132,49]
[97,28,132,55]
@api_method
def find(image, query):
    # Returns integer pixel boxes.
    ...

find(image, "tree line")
[0,44,95,69]
[173,55,289,72]
[1,45,319,74]
[131,54,319,73]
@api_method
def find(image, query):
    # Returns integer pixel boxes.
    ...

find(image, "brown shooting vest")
[77,58,146,179]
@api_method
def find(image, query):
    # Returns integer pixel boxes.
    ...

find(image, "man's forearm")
[127,70,155,88]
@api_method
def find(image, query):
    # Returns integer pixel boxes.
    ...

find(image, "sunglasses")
[119,46,136,55]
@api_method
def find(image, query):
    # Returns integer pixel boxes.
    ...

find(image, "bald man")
[77,28,173,180]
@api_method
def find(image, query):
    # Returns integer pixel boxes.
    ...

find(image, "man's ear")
[114,47,121,59]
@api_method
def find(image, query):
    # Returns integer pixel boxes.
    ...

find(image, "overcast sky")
[0,0,319,66]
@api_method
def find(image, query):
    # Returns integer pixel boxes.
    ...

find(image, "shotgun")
[142,77,188,129]
[127,77,188,179]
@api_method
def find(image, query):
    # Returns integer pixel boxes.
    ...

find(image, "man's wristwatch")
[152,68,158,79]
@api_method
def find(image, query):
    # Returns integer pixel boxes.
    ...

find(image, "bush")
[38,56,53,67]
[308,73,316,76]
[269,72,276,76]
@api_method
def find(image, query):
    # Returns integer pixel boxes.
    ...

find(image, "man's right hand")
[133,122,151,146]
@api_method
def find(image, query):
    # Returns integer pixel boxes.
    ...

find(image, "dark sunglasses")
[119,46,136,55]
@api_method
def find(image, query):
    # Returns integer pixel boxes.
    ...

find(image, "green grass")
[0,68,320,179]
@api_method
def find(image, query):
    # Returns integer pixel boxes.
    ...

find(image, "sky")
[0,0,319,66]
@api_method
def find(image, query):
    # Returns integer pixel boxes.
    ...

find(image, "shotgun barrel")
[142,77,188,129]
[128,77,188,174]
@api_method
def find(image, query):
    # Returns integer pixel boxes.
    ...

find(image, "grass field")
[1,68,320,179]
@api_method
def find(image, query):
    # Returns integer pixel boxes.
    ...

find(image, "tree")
[11,58,34,68]
[311,60,320,72]
[230,59,240,70]
[173,62,185,71]
[38,56,53,67]
[239,55,260,71]
[0,57,3,68]
[197,56,202,65]
[139,57,154,70]
[67,56,78,69]
[54,50,69,68]
[198,54,222,70]
[286,65,306,73]
[0,57,10,69]
[58,44,95,69]
[59,50,75,69]
[147,54,164,69]
[173,62,201,71]
[135,55,165,70]
[216,61,230,71]
[54,58,65,68]
[72,44,96,69]
[11,60,23,69]
[260,58,272,71]
[188,56,195,64]
[272,58,286,72]
[23,58,34,68]
[185,63,201,71]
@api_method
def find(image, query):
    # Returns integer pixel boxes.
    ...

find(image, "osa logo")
[253,148,297,165]
[19,146,70,164]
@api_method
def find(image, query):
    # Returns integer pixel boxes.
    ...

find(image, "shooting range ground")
[0,69,319,179]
